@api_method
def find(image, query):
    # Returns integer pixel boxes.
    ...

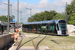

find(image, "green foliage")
[9,16,13,22]
[67,0,75,24]
[67,0,75,15]
[0,15,7,22]
[68,13,75,25]
[28,10,57,22]
[53,13,65,20]
[0,15,13,22]
[28,10,66,22]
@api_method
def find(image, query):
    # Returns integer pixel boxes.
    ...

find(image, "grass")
[20,32,75,50]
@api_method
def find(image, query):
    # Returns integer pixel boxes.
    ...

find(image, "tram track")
[16,35,23,50]
[16,33,47,50]
[16,34,40,50]
[36,35,47,50]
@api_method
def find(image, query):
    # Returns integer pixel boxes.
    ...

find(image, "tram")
[22,20,68,35]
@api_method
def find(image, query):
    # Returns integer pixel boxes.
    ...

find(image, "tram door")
[22,25,25,32]
[26,25,29,32]
[35,25,37,32]
[29,25,32,32]
[32,25,36,33]
[56,24,61,35]
[37,25,41,33]
[25,25,28,32]
[52,25,55,33]
[48,24,56,34]
[49,25,55,33]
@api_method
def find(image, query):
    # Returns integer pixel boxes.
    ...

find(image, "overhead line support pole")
[7,0,10,33]
[17,0,19,23]
[66,2,67,24]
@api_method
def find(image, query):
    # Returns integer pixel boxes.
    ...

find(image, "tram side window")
[48,25,52,31]
[41,25,47,30]
[26,26,28,30]
[33,26,35,30]
[57,24,59,30]
[0,26,2,30]
[37,26,40,30]
[22,25,25,29]
[48,25,50,30]
[29,25,32,30]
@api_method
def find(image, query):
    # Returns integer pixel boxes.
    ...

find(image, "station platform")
[0,34,12,49]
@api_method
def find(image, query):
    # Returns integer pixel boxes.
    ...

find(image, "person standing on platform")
[15,28,19,32]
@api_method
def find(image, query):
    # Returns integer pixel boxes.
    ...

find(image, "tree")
[68,13,75,25]
[67,0,75,23]
[0,15,14,22]
[28,10,57,22]
[7,15,14,22]
[53,12,65,20]
[0,15,7,22]
[47,10,57,20]
[10,16,13,22]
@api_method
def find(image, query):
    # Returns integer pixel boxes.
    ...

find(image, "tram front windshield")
[59,23,67,31]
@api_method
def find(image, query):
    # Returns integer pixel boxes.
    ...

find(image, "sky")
[0,0,73,23]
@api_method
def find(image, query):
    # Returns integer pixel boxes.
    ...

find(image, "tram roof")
[23,20,65,25]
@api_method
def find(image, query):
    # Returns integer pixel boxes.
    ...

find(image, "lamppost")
[20,18,23,23]
[20,11,22,23]
[4,3,12,17]
[17,0,19,23]
[25,8,32,22]
[7,0,10,33]
[9,4,12,17]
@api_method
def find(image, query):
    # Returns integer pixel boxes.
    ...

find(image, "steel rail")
[36,35,47,50]
[17,35,40,50]
[16,35,23,50]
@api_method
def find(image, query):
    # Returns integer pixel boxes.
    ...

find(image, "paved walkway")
[9,46,49,50]
[9,32,50,50]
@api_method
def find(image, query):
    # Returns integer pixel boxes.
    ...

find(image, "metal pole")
[20,11,21,23]
[4,3,12,22]
[30,9,31,17]
[30,9,32,22]
[25,8,32,22]
[7,0,10,33]
[21,11,22,23]
[11,5,12,17]
[66,2,67,24]
[17,0,19,23]
[20,11,22,23]
[9,4,12,23]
